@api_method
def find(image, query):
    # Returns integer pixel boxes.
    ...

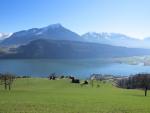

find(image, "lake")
[0,59,150,78]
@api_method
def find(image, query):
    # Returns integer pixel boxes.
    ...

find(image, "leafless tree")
[0,73,15,90]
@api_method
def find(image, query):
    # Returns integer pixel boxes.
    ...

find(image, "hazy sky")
[0,0,150,39]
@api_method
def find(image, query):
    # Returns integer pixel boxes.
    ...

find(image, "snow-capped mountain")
[1,23,83,46]
[2,23,150,49]
[0,33,12,40]
[1,24,150,58]
[82,32,150,48]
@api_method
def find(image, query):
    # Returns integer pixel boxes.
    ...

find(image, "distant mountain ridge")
[82,32,150,48]
[2,39,150,59]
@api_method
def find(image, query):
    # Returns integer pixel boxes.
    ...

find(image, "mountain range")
[1,23,150,58]
[1,24,150,48]
[82,32,150,48]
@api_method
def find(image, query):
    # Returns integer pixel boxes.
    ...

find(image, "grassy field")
[0,78,150,113]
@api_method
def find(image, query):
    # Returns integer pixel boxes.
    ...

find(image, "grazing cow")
[81,80,88,87]
[84,80,88,84]
[72,79,80,83]
[48,73,56,80]
[69,76,80,83]
[69,76,74,80]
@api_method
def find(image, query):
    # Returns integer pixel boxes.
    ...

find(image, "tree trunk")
[145,86,148,96]
[8,84,11,90]
[4,79,7,90]
[91,80,94,87]
[5,83,7,90]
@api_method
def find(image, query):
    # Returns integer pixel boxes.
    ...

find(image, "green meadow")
[0,78,150,113]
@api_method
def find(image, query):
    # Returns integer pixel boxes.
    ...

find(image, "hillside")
[0,78,150,113]
[2,39,150,59]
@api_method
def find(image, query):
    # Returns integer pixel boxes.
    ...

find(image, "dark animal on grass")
[84,80,88,85]
[69,76,80,83]
[81,80,88,87]
[48,73,56,80]
[69,76,74,80]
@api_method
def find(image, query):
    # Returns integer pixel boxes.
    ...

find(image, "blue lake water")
[0,59,150,78]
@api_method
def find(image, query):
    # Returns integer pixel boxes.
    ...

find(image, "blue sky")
[0,0,150,39]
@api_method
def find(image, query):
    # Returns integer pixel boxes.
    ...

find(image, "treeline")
[116,73,150,96]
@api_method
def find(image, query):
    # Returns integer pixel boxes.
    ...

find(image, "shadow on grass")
[131,94,148,97]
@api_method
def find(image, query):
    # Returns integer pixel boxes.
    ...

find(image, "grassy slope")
[0,78,150,113]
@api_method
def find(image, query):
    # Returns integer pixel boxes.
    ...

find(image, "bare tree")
[0,73,15,90]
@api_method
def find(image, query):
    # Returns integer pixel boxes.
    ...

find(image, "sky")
[0,0,150,39]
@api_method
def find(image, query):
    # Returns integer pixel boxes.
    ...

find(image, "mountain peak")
[45,23,63,29]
